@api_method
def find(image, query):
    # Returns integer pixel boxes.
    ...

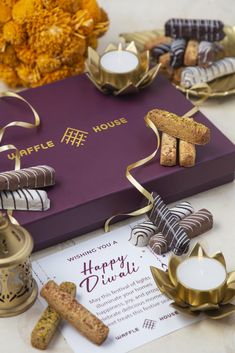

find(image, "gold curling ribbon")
[0,91,41,223]
[182,83,212,118]
[0,91,40,145]
[105,89,211,232]
[105,116,160,232]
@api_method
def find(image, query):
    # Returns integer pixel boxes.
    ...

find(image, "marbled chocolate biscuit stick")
[129,201,194,247]
[147,193,190,255]
[149,208,213,255]
[0,165,55,191]
[41,281,109,345]
[147,109,210,145]
[31,282,76,350]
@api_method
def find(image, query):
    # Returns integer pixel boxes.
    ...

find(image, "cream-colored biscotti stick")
[160,133,177,166]
[41,280,109,345]
[31,282,76,350]
[179,140,196,167]
[147,109,210,145]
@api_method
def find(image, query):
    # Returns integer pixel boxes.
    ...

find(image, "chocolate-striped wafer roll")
[0,189,50,211]
[147,193,190,255]
[181,57,235,88]
[165,18,225,41]
[129,201,194,247]
[179,208,213,238]
[151,43,171,60]
[31,282,76,350]
[198,41,220,67]
[0,165,55,191]
[41,281,109,345]
[170,39,187,68]
[149,208,213,255]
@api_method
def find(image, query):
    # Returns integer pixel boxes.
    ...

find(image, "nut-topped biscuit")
[147,109,210,145]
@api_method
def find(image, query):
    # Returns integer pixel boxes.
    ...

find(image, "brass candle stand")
[151,243,235,319]
[0,212,38,317]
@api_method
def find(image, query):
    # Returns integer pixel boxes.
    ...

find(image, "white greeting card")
[33,219,200,353]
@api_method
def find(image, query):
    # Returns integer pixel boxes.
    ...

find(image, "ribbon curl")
[105,116,160,232]
[0,91,40,222]
[0,91,40,170]
[105,91,210,232]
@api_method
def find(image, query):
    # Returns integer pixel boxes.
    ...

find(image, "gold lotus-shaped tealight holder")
[151,243,235,319]
[85,42,161,95]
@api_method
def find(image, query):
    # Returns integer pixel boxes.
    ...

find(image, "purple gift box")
[0,73,235,251]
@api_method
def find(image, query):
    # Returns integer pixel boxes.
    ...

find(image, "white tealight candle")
[100,50,139,74]
[176,257,226,291]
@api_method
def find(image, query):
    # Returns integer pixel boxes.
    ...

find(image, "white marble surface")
[1,1,235,352]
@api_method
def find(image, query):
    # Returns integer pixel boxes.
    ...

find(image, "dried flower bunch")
[0,0,108,87]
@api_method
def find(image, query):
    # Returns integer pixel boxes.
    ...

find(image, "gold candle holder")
[85,42,161,95]
[151,243,235,319]
[0,212,38,317]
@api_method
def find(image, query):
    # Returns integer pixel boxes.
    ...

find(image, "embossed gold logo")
[60,127,89,147]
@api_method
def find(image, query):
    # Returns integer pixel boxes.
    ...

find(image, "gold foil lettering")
[93,126,102,132]
[7,140,56,160]
[47,140,55,147]
[34,144,40,152]
[107,122,115,128]
[92,118,128,133]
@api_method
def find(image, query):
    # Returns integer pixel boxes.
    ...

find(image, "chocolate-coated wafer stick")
[170,39,187,68]
[31,282,76,350]
[129,201,194,247]
[0,165,55,191]
[41,281,109,345]
[181,57,235,88]
[165,18,225,41]
[0,189,50,211]
[149,208,213,255]
[147,193,190,255]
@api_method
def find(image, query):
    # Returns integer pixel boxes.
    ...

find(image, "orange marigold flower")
[86,32,97,49]
[16,63,41,85]
[36,54,61,74]
[81,0,101,23]
[0,64,21,87]
[42,0,82,14]
[72,9,94,36]
[0,34,6,51]
[34,65,72,86]
[27,8,72,55]
[61,36,86,65]
[0,44,18,66]
[0,2,12,24]
[12,0,43,24]
[15,45,37,65]
[3,20,26,45]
